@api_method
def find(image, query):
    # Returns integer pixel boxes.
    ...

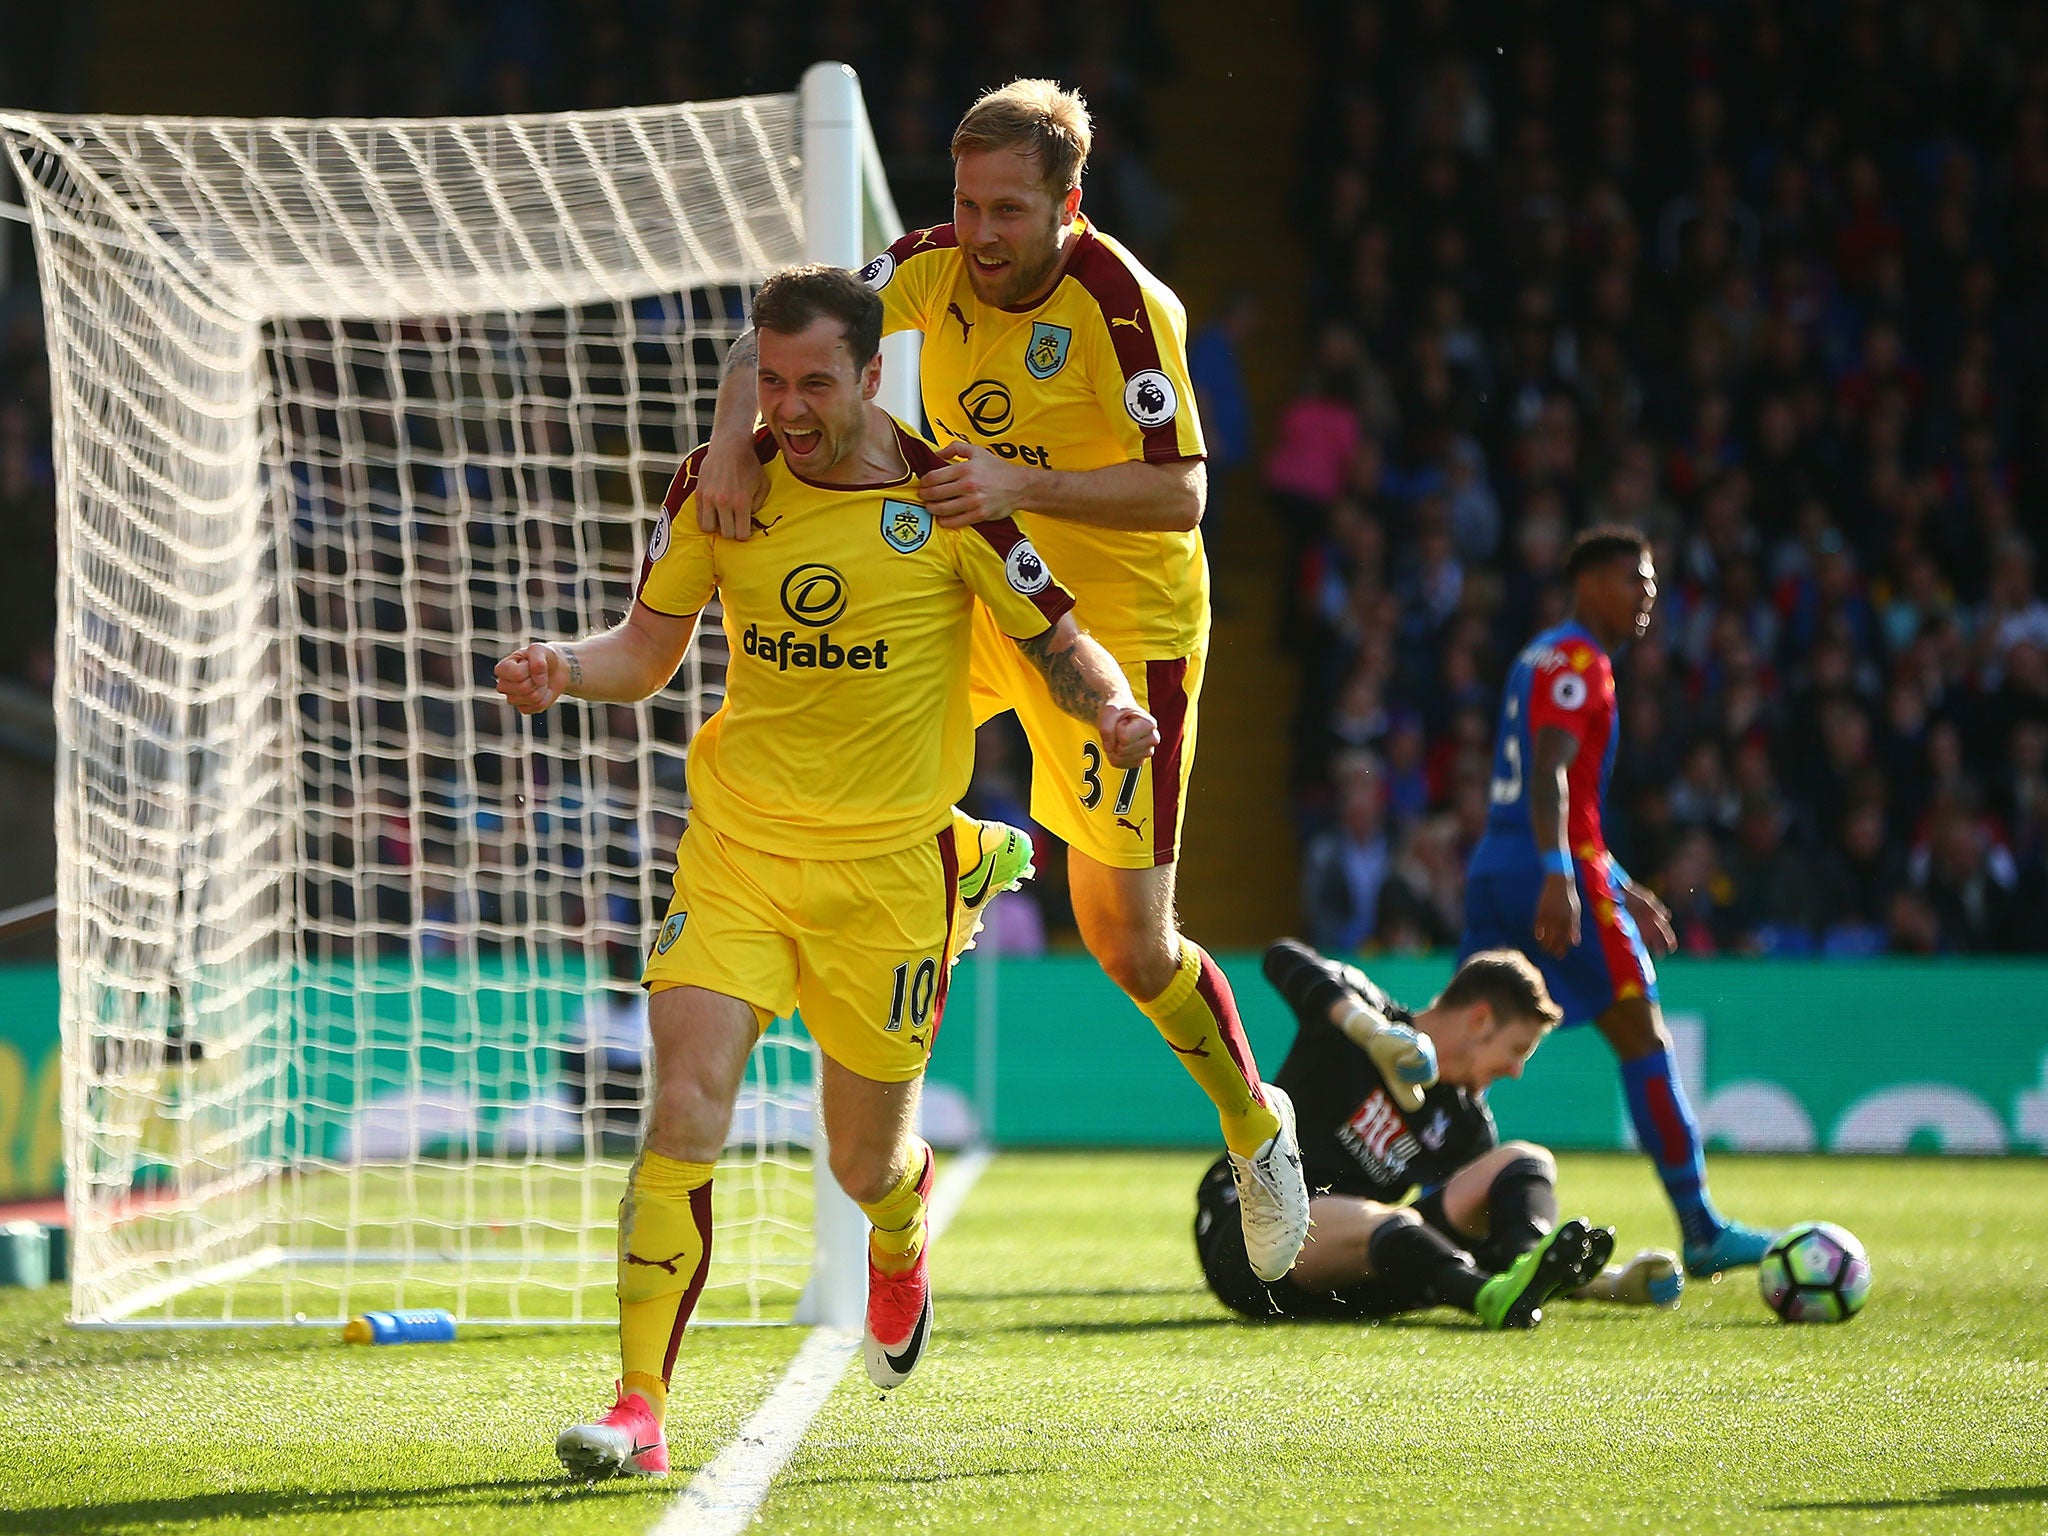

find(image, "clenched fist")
[1097,703,1160,770]
[495,642,569,714]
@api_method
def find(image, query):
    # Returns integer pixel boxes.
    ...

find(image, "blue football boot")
[1683,1219,1776,1279]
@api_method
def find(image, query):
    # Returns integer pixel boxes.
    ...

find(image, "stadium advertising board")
[0,966,61,1198]
[931,956,2048,1156]
[3,956,2043,1197]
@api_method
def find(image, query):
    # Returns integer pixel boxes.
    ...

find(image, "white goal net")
[3,65,906,1327]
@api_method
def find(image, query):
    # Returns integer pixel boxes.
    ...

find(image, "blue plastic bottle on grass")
[342,1308,457,1344]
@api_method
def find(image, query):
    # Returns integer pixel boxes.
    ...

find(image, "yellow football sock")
[858,1140,931,1277]
[1139,941,1280,1157]
[617,1151,716,1416]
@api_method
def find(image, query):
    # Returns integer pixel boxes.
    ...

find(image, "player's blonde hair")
[951,79,1093,195]
[1435,950,1564,1030]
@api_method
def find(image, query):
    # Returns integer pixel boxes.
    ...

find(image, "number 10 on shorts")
[887,957,938,1032]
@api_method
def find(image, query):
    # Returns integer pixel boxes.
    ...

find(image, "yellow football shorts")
[642,821,957,1083]
[969,602,1204,870]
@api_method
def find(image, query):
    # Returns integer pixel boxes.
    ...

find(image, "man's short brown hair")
[1435,949,1564,1030]
[750,263,883,366]
[951,78,1093,195]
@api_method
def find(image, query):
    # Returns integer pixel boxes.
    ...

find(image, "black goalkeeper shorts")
[1192,1156,1461,1321]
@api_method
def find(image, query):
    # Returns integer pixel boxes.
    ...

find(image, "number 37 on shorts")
[1042,650,1202,873]
[969,607,1205,872]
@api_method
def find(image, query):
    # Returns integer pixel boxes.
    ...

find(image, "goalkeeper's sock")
[1475,1153,1559,1270]
[859,1140,932,1276]
[1366,1216,1487,1313]
[1139,941,1279,1157]
[616,1151,716,1418]
[1619,1051,1722,1250]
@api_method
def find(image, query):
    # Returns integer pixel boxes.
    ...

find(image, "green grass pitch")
[3,1152,2044,1534]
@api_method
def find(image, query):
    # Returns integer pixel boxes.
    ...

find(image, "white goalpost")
[2,62,914,1328]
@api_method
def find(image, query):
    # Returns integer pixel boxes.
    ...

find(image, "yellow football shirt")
[636,419,1075,860]
[858,216,1209,658]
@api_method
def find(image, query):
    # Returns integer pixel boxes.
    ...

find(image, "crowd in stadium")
[1281,0,2048,957]
[6,2,2048,959]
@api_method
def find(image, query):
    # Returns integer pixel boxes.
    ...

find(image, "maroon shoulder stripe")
[1065,233,1185,464]
[970,518,1076,626]
[1146,658,1190,867]
[660,442,711,516]
[895,423,947,476]
[882,224,959,264]
[636,443,712,605]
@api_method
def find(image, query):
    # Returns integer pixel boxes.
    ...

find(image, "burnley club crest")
[881,497,932,554]
[1026,321,1072,380]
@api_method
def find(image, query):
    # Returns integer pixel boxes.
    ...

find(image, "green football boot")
[1475,1218,1597,1330]
[951,818,1036,961]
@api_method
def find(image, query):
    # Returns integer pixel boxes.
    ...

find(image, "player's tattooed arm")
[699,328,767,540]
[493,604,700,713]
[1531,725,1582,956]
[1014,616,1118,719]
[1014,616,1159,769]
[719,328,759,380]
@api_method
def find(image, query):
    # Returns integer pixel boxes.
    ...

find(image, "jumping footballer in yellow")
[496,265,1157,1480]
[698,80,1312,1282]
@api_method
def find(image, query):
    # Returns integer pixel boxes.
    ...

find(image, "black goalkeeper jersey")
[1272,969,1498,1201]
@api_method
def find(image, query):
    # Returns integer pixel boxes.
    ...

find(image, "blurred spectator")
[1723,794,1817,954]
[1814,798,1908,957]
[1300,750,1392,953]
[1910,797,2020,953]
[1187,289,1258,563]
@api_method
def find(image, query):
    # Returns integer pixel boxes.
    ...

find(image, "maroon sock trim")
[1191,947,1265,1107]
[660,1179,715,1383]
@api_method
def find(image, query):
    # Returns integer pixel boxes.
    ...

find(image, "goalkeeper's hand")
[1351,1014,1438,1113]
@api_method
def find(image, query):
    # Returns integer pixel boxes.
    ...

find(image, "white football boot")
[1230,1084,1311,1282]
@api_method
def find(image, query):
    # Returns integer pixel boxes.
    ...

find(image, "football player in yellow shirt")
[499,265,1156,1480]
[697,80,1311,1284]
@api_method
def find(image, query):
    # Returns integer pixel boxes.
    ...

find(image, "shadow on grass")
[785,1466,1035,1490]
[0,1474,668,1534]
[1775,1485,2048,1513]
[946,1285,1195,1304]
[980,1314,1241,1336]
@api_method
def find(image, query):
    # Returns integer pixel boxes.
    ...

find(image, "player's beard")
[966,214,1066,308]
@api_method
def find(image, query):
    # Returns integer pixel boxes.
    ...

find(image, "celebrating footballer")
[700,79,1313,1286]
[498,264,1155,1479]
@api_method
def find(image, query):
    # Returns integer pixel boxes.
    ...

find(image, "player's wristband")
[1541,849,1573,878]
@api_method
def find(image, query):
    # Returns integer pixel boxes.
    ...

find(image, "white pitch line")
[653,1144,996,1536]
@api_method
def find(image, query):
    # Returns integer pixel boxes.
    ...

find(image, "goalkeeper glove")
[1343,1010,1438,1112]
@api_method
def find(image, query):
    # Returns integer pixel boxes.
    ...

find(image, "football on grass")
[1758,1221,1872,1323]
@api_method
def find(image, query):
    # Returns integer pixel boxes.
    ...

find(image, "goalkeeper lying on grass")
[1193,941,1682,1327]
